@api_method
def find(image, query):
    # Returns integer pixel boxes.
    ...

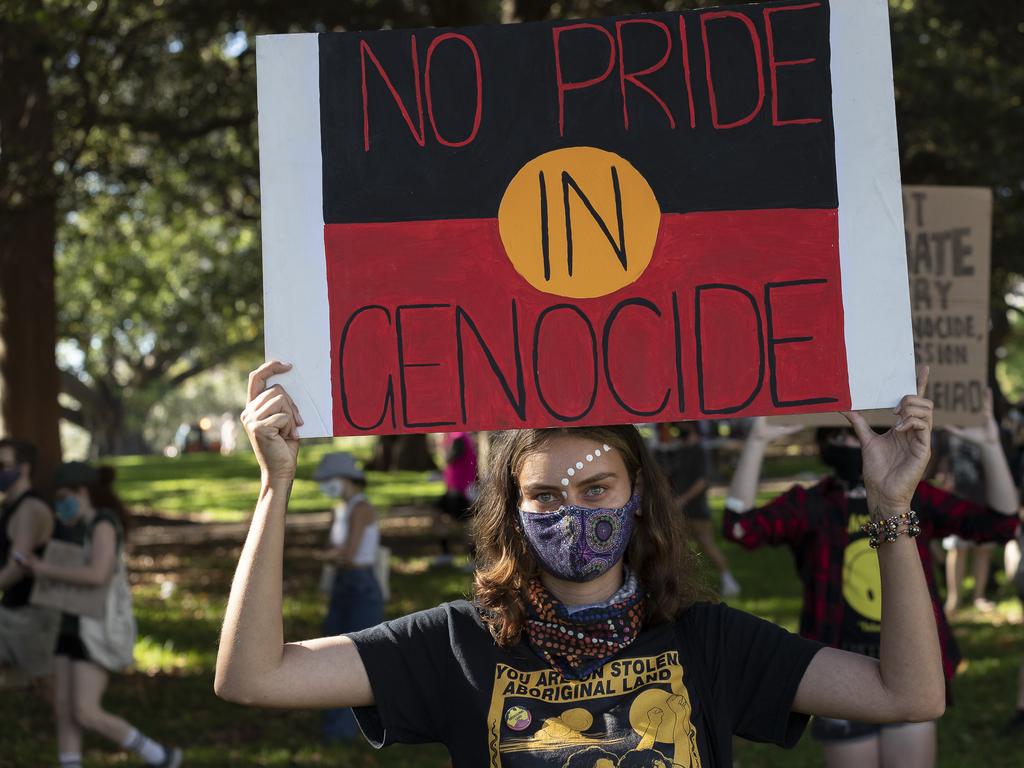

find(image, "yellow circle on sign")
[498,147,660,299]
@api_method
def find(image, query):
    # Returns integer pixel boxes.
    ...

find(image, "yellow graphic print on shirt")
[844,512,882,624]
[486,651,701,767]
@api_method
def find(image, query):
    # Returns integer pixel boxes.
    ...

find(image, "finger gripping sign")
[256,0,915,437]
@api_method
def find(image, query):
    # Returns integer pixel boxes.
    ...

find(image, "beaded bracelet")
[860,510,921,549]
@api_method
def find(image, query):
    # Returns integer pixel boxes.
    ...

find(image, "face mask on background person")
[518,493,640,583]
[821,444,864,487]
[0,468,20,492]
[319,479,345,499]
[55,496,80,524]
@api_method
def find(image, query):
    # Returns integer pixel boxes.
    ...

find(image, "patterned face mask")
[518,493,639,582]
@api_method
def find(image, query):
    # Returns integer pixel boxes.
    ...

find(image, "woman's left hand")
[842,366,933,514]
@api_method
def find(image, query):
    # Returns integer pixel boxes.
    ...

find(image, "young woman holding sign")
[215,361,945,766]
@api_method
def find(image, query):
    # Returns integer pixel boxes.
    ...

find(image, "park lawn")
[3,453,1020,766]
[109,441,445,522]
[107,441,823,523]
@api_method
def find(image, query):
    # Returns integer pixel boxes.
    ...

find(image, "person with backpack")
[722,393,1021,768]
[18,462,182,768]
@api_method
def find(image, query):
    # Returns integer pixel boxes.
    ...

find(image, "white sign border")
[831,0,917,408]
[257,33,333,437]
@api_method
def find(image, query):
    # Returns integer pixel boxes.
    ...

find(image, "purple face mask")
[518,493,639,582]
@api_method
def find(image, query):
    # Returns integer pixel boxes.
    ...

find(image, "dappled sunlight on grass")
[4,453,1020,766]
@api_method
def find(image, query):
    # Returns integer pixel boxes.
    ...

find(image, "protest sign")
[29,540,106,619]
[906,186,992,425]
[256,0,914,437]
[771,184,992,428]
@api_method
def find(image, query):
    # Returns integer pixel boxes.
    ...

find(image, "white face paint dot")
[561,478,569,486]
[586,454,593,462]
[594,449,602,457]
[561,491,568,499]
[603,444,611,452]
[567,468,575,477]
[576,462,584,470]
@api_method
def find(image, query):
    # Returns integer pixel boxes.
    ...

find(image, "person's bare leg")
[879,721,936,768]
[53,656,82,757]
[822,735,881,768]
[1004,539,1021,584]
[944,545,966,615]
[972,544,995,609]
[691,519,728,574]
[70,660,133,745]
[1017,656,1024,710]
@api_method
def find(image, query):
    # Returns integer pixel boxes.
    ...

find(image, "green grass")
[3,452,1021,766]
[109,443,444,522]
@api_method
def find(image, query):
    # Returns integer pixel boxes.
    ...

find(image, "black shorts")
[809,717,932,743]
[55,633,90,662]
[438,490,473,522]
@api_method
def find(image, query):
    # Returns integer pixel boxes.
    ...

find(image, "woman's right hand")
[242,361,304,482]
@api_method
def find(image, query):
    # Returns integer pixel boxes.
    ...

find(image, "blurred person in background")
[314,451,383,743]
[650,422,740,597]
[435,431,478,567]
[219,412,238,456]
[723,390,1020,768]
[934,430,997,614]
[0,438,59,685]
[20,462,182,768]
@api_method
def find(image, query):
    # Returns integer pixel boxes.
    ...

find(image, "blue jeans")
[323,566,384,742]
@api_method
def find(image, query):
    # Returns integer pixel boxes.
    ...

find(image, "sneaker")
[721,572,741,599]
[973,598,996,613]
[156,747,183,768]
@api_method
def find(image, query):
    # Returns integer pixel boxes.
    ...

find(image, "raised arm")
[946,389,1020,515]
[214,361,374,709]
[793,367,945,722]
[726,418,802,511]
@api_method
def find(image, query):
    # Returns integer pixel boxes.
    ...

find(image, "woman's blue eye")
[536,492,557,503]
[585,486,606,497]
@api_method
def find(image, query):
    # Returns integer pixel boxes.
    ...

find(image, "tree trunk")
[0,17,62,489]
[368,434,438,472]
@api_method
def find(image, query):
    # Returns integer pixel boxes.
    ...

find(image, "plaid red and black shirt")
[723,478,1020,684]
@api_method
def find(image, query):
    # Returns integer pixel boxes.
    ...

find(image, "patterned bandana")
[524,570,646,680]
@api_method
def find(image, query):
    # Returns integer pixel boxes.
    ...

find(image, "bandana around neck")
[524,569,645,681]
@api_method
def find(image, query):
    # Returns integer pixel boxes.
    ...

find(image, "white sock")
[121,727,167,765]
[721,571,741,596]
[58,753,82,768]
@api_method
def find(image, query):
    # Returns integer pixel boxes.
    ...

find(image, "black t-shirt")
[838,496,881,659]
[348,600,822,767]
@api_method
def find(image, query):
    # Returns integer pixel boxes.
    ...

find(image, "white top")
[329,492,379,567]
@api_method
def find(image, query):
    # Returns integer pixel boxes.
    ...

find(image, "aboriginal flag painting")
[256,0,915,438]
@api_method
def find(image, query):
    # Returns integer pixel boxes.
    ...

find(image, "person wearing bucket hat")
[314,452,382,743]
[20,462,182,768]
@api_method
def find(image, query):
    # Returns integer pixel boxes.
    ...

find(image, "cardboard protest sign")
[771,185,993,428]
[257,0,914,437]
[906,186,992,425]
[29,540,106,619]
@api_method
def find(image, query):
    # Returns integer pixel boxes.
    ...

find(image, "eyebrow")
[521,471,617,495]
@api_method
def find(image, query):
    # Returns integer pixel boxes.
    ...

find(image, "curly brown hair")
[470,425,711,646]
